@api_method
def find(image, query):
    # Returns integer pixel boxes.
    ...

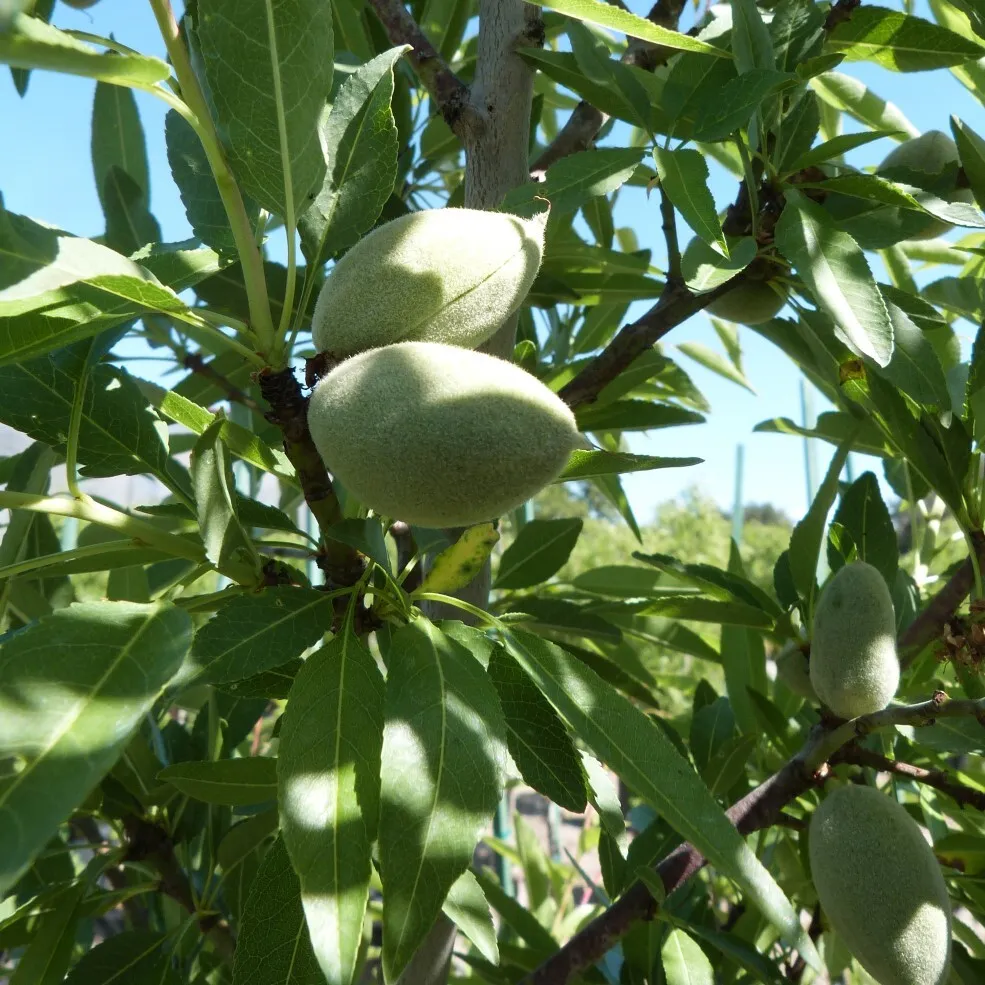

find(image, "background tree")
[1,0,985,983]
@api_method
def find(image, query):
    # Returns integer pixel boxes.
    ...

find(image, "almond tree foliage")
[3,0,985,981]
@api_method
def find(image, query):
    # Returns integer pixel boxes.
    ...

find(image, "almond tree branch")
[520,691,985,985]
[183,354,260,412]
[899,530,985,668]
[558,275,746,409]
[363,0,477,136]
[832,746,985,812]
[531,0,687,173]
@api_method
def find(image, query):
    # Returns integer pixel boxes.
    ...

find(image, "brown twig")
[899,530,985,667]
[531,0,687,173]
[520,692,985,985]
[786,904,822,983]
[823,0,862,32]
[833,746,985,812]
[183,353,260,412]
[256,367,364,587]
[558,275,747,409]
[363,0,477,136]
[123,815,236,959]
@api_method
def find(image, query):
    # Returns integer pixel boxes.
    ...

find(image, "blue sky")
[1,0,980,524]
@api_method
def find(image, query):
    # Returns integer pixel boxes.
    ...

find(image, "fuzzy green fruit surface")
[810,561,899,719]
[775,643,816,701]
[877,131,975,241]
[307,341,579,526]
[706,280,787,325]
[312,208,545,358]
[809,784,952,985]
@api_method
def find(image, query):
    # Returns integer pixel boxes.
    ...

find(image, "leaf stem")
[0,541,151,583]
[0,492,206,563]
[65,371,89,500]
[147,0,275,357]
[411,592,496,626]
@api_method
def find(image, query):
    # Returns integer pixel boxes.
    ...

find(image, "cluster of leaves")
[2,0,985,983]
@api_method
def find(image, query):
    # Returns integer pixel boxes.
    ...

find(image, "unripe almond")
[810,561,899,719]
[775,642,816,701]
[312,208,546,359]
[809,784,952,985]
[307,341,579,527]
[706,279,788,325]
[879,131,975,241]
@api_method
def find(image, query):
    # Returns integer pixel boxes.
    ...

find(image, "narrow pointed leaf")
[662,929,714,985]
[501,628,821,971]
[654,148,726,253]
[828,7,985,72]
[529,0,726,56]
[495,518,583,589]
[809,71,919,137]
[63,931,174,985]
[0,15,169,85]
[191,586,336,684]
[278,630,384,985]
[166,109,258,258]
[91,81,150,216]
[0,601,191,894]
[379,619,506,982]
[441,870,499,965]
[196,0,334,217]
[159,758,277,805]
[232,837,323,985]
[300,46,405,266]
[487,646,587,812]
[775,191,893,366]
[556,449,702,480]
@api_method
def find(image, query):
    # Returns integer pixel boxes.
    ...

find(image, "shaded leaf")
[556,449,702,481]
[159,758,277,805]
[0,602,191,894]
[654,148,725,253]
[379,619,506,981]
[495,519,583,590]
[442,869,499,965]
[196,0,334,216]
[278,630,385,985]
[300,46,405,266]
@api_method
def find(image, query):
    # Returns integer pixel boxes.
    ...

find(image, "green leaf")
[0,347,180,491]
[953,116,985,212]
[472,868,558,957]
[379,619,506,982]
[278,630,385,985]
[231,837,323,985]
[191,418,261,586]
[682,236,758,293]
[876,294,951,408]
[191,586,336,685]
[678,340,756,394]
[575,399,704,432]
[9,882,84,985]
[731,0,776,73]
[442,869,499,965]
[101,167,162,258]
[153,388,297,486]
[662,928,714,985]
[503,147,644,215]
[783,129,904,173]
[63,931,174,985]
[0,601,191,894]
[196,0,334,218]
[166,109,258,259]
[0,207,189,320]
[531,0,725,56]
[828,7,985,72]
[556,449,702,481]
[775,191,893,367]
[788,429,856,612]
[809,71,919,138]
[501,629,820,970]
[691,69,796,142]
[654,148,725,253]
[300,46,405,266]
[487,646,587,812]
[92,82,149,211]
[826,471,898,583]
[0,15,169,84]
[494,518,583,589]
[158,758,277,805]
[642,596,774,629]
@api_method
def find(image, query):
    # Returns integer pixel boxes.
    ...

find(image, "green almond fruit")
[809,784,952,985]
[307,341,579,527]
[810,560,899,720]
[312,208,546,359]
[878,130,976,242]
[706,279,788,326]
[775,642,816,701]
